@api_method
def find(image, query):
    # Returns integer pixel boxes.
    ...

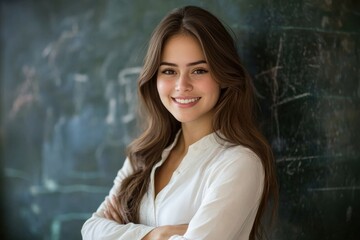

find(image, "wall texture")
[1,0,359,239]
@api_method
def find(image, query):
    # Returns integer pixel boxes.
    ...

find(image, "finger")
[107,197,122,223]
[111,195,121,212]
[108,204,121,223]
[103,202,114,221]
[104,209,111,220]
[104,205,121,223]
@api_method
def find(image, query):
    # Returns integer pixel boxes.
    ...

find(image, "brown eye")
[193,69,208,74]
[161,69,176,75]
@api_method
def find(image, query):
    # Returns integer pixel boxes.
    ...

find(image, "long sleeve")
[81,158,155,240]
[169,149,264,240]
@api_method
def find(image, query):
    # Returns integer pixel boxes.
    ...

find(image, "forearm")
[81,213,155,240]
[141,224,188,240]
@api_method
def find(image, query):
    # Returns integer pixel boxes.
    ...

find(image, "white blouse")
[81,132,264,240]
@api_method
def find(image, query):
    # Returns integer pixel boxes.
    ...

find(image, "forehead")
[161,34,205,62]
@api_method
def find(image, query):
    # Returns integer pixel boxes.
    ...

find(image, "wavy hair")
[117,5,278,239]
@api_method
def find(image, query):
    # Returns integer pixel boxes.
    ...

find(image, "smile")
[173,97,200,104]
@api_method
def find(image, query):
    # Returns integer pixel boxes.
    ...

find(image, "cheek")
[156,79,172,97]
[204,82,221,100]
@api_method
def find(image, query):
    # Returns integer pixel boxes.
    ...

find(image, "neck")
[180,123,213,150]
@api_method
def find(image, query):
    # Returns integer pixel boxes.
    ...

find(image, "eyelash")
[161,69,176,75]
[160,68,208,75]
[193,69,208,74]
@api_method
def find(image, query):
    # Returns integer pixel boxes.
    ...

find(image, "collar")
[159,130,226,161]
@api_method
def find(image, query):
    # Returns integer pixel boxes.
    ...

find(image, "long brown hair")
[117,5,278,239]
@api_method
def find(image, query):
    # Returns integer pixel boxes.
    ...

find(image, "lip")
[171,97,201,108]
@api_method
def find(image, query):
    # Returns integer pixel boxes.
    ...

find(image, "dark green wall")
[1,0,359,239]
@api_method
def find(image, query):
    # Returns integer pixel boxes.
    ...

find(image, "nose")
[175,73,193,92]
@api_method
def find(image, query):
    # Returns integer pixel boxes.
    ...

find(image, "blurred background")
[1,0,359,239]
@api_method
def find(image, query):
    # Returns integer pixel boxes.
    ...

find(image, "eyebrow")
[159,60,207,67]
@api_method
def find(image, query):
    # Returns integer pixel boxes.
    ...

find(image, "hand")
[103,195,123,224]
[142,224,188,240]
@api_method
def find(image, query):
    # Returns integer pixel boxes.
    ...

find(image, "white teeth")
[174,98,199,104]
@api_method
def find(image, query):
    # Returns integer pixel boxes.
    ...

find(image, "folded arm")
[170,150,264,240]
[81,159,155,240]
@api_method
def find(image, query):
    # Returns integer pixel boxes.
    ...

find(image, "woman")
[82,5,278,240]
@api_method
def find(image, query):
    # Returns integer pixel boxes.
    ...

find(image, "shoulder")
[203,144,265,199]
[209,144,264,182]
[217,143,262,168]
[211,133,263,170]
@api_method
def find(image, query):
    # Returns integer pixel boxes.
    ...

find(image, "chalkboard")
[1,0,359,239]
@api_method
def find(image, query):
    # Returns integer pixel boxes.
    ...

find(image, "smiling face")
[156,34,220,129]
